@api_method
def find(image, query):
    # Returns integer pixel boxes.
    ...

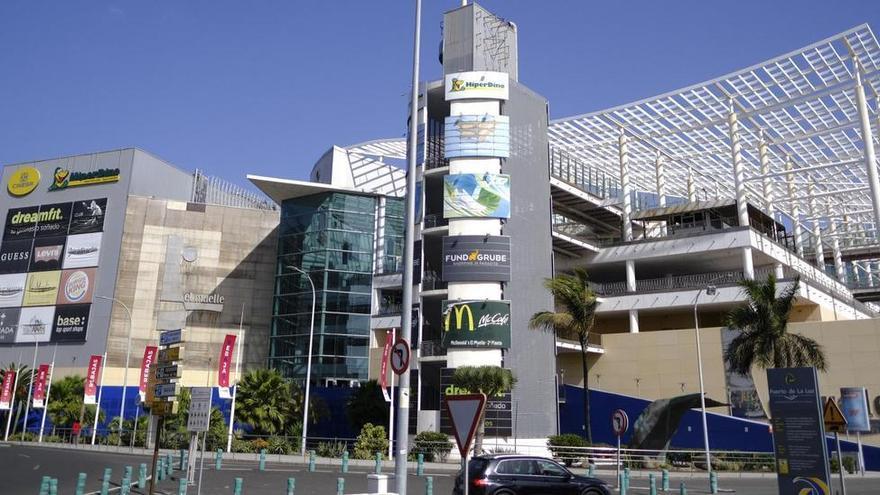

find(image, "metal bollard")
[649,473,657,495]
[425,476,433,495]
[287,477,296,495]
[178,477,188,495]
[180,449,187,470]
[375,452,382,474]
[336,477,345,495]
[259,448,267,471]
[75,473,87,495]
[40,476,50,495]
[166,453,174,476]
[123,466,133,494]
[308,450,316,472]
[417,453,424,476]
[587,464,595,477]
[624,467,630,492]
[233,477,243,495]
[662,469,670,491]
[341,451,349,473]
[215,449,223,470]
[710,471,718,494]
[679,481,687,495]
[158,458,165,481]
[48,479,58,495]
[619,473,627,495]
[139,463,147,489]
[101,468,112,495]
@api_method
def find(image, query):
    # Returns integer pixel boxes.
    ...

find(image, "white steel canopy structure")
[548,25,880,253]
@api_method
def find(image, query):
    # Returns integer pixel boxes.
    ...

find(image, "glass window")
[496,460,537,475]
[536,460,568,477]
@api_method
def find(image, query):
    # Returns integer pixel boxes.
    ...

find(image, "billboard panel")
[443,173,510,219]
[445,71,509,101]
[30,236,66,272]
[16,306,54,343]
[0,274,26,308]
[68,198,106,235]
[57,268,96,305]
[441,299,511,348]
[34,202,72,237]
[63,233,102,269]
[839,387,871,432]
[23,271,61,307]
[442,235,510,282]
[51,304,90,343]
[445,115,510,158]
[4,206,40,240]
[0,308,20,343]
[0,239,33,274]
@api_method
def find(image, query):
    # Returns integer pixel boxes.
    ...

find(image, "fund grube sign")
[442,235,510,282]
[441,299,511,348]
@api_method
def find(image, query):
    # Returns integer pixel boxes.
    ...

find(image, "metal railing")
[420,340,445,358]
[589,268,776,297]
[550,147,620,201]
[423,214,447,229]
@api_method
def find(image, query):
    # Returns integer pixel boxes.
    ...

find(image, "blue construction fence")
[559,385,880,471]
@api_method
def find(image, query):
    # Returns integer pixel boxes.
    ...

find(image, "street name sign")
[187,387,212,432]
[151,400,178,416]
[159,329,184,346]
[154,383,179,398]
[156,364,181,381]
[158,346,184,363]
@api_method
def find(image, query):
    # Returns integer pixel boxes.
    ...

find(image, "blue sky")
[1,1,878,191]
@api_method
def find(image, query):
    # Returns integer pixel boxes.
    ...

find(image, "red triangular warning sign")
[823,397,847,433]
[445,393,487,456]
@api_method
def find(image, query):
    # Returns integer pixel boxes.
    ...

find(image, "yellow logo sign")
[444,303,474,332]
[7,167,41,196]
[822,397,847,432]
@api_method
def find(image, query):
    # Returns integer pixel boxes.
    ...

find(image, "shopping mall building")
[2,3,880,452]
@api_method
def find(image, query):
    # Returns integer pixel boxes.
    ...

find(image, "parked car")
[453,454,611,495]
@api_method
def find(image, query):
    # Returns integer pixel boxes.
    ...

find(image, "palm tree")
[451,365,516,454]
[236,368,295,437]
[529,267,598,443]
[725,275,826,374]
[47,375,88,430]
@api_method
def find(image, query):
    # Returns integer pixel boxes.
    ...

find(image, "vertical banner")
[218,334,236,399]
[83,354,103,405]
[32,364,50,408]
[138,346,157,402]
[380,330,393,403]
[0,370,15,410]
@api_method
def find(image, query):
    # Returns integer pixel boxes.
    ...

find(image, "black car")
[453,454,611,495]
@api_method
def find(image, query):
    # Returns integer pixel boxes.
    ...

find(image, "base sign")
[767,367,831,495]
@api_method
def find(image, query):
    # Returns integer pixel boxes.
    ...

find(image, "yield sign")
[823,396,848,433]
[444,393,487,456]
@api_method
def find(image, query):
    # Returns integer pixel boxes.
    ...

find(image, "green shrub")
[266,436,293,455]
[412,431,453,462]
[232,437,255,453]
[547,434,588,466]
[353,423,388,460]
[317,441,348,458]
[830,456,856,474]
[250,438,270,452]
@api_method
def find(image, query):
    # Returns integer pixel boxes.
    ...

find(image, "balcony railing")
[420,340,445,357]
[550,146,620,201]
[590,267,777,297]
[423,214,447,229]
[376,303,402,316]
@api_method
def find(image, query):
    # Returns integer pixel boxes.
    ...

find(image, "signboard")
[823,397,847,433]
[16,306,54,343]
[445,71,509,101]
[34,203,72,237]
[7,166,41,196]
[218,334,236,398]
[442,235,511,282]
[183,292,224,312]
[0,309,20,343]
[612,409,629,436]
[441,299,511,348]
[63,233,102,269]
[139,346,157,402]
[30,237,66,272]
[68,198,106,235]
[413,240,422,286]
[84,355,103,405]
[156,364,182,380]
[22,271,61,306]
[444,393,487,457]
[380,329,393,403]
[159,329,183,346]
[57,268,95,305]
[390,339,410,375]
[0,239,34,273]
[0,370,15,409]
[158,346,184,363]
[440,367,512,437]
[154,383,179,398]
[445,115,510,159]
[48,166,120,191]
[767,367,831,495]
[32,364,50,408]
[443,173,510,219]
[150,399,178,416]
[187,387,213,432]
[3,206,41,239]
[144,364,157,404]
[50,304,90,343]
[0,274,26,308]
[839,387,871,433]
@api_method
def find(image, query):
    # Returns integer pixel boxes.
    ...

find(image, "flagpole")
[38,344,58,443]
[4,350,22,441]
[21,340,39,440]
[91,352,107,445]
[225,304,245,453]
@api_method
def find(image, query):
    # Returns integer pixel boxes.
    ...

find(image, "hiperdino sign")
[441,299,511,349]
[183,292,224,313]
[445,71,509,101]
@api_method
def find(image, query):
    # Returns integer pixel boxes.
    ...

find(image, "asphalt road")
[2,443,879,494]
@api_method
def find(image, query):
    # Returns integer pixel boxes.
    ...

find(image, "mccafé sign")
[441,299,511,349]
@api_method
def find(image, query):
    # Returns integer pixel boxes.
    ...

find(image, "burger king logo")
[64,271,89,302]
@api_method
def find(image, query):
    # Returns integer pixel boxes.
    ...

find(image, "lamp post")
[96,295,133,445]
[288,265,316,456]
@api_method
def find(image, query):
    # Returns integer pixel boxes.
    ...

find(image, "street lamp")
[288,265,316,457]
[96,295,133,445]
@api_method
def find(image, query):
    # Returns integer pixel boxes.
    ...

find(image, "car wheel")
[492,490,515,495]
[581,489,604,495]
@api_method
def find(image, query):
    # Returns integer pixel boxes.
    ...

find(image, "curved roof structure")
[341,138,408,197]
[548,24,880,248]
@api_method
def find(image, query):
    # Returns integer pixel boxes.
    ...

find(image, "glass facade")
[270,192,377,383]
[382,198,405,273]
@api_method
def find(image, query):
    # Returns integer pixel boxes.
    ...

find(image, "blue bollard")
[417,453,424,476]
[425,476,433,495]
[375,452,382,474]
[649,473,657,495]
[101,468,112,495]
[337,477,345,495]
[40,476,50,495]
[624,467,630,492]
[180,449,187,469]
[309,450,316,472]
[166,453,174,476]
[259,449,267,471]
[158,458,165,481]
[233,477,243,495]
[588,464,595,477]
[216,449,223,470]
[679,481,687,495]
[139,463,147,489]
[75,473,87,495]
[287,477,296,495]
[178,477,188,495]
[123,466,132,494]
[49,479,58,495]
[342,451,349,473]
[662,469,670,492]
[710,471,718,494]
[619,473,627,495]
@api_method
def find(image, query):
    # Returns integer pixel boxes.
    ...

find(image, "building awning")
[632,199,735,221]
[247,175,382,205]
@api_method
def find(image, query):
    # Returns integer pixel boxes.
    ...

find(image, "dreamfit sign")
[445,71,509,101]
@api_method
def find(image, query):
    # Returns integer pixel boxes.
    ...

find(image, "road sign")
[187,387,213,432]
[155,364,181,381]
[158,346,184,363]
[154,383,179,398]
[159,329,184,346]
[151,400,178,416]
[390,339,410,375]
[444,393,486,456]
[823,397,847,433]
[612,409,629,436]
[144,364,157,404]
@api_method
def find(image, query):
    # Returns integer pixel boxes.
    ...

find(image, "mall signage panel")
[443,173,510,219]
[444,115,510,158]
[6,166,41,197]
[441,299,511,348]
[445,71,509,101]
[442,235,510,282]
[48,166,120,191]
[0,197,106,345]
[839,387,871,432]
[767,367,830,495]
[440,367,512,437]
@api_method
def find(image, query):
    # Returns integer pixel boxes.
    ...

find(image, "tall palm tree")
[451,365,516,454]
[236,368,300,437]
[724,275,827,374]
[529,267,598,443]
[47,375,87,429]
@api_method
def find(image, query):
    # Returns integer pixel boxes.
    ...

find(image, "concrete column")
[758,130,774,214]
[742,247,755,280]
[628,309,640,334]
[625,260,636,292]
[728,100,750,228]
[866,262,875,288]
[873,261,880,287]
[827,207,846,283]
[787,157,804,257]
[854,67,880,235]
[687,168,696,202]
[655,152,667,236]
[808,183,824,269]
[774,263,785,279]
[619,128,633,242]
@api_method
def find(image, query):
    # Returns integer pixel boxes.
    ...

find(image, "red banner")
[0,370,15,410]
[380,329,394,402]
[138,346,157,401]
[84,355,102,405]
[218,334,236,389]
[32,364,50,408]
